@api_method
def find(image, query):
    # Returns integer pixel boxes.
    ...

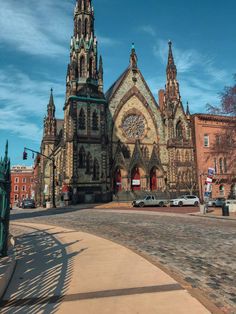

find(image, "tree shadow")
[10,206,96,222]
[0,227,86,314]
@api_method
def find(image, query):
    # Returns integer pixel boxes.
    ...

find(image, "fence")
[0,142,11,257]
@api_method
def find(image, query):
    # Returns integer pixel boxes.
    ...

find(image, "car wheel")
[178,201,183,207]
[139,202,144,208]
[194,201,199,207]
[159,201,164,207]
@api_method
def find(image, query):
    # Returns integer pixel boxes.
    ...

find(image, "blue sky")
[0,0,235,165]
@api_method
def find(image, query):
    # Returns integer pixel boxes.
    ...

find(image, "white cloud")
[139,25,156,37]
[0,67,65,141]
[0,0,72,57]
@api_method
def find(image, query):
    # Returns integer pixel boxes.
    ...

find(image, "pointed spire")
[98,55,104,92]
[186,102,191,116]
[4,140,8,162]
[130,43,138,70]
[47,88,55,118]
[167,40,177,80]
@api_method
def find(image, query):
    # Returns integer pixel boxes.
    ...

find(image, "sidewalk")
[1,222,219,314]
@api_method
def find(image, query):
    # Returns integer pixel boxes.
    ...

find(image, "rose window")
[122,114,146,139]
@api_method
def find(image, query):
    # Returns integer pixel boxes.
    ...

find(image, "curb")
[189,213,236,221]
[0,236,17,299]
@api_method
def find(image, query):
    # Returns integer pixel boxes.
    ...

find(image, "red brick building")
[10,165,34,206]
[192,114,236,201]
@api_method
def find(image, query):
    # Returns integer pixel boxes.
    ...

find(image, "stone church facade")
[38,0,196,204]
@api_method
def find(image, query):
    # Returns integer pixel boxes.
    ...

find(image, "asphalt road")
[10,206,236,314]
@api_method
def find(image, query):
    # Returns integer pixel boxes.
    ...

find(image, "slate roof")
[105,67,130,102]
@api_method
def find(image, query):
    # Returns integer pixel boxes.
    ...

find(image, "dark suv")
[22,199,36,209]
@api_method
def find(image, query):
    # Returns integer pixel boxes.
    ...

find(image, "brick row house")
[192,114,236,200]
[10,166,34,205]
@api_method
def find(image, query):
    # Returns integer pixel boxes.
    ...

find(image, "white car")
[132,195,169,207]
[170,195,200,207]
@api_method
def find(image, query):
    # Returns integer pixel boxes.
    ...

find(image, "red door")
[131,168,141,191]
[115,169,122,192]
[150,169,157,191]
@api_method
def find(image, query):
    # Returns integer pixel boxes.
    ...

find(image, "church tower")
[162,42,196,195]
[42,89,57,156]
[63,0,110,203]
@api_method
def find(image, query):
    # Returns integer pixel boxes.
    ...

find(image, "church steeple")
[66,0,101,98]
[74,0,94,39]
[47,88,55,119]
[43,89,57,140]
[165,41,180,103]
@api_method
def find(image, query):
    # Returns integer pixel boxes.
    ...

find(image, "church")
[38,0,196,204]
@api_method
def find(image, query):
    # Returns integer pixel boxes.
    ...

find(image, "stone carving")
[122,114,145,139]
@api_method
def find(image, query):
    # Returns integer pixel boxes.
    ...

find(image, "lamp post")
[23,147,56,208]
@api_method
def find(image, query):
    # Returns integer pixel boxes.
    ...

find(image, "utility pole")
[23,147,56,208]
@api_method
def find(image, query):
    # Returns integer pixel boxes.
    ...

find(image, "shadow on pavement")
[0,226,85,314]
[10,206,92,222]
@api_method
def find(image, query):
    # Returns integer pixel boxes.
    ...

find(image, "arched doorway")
[150,167,157,191]
[131,167,141,191]
[114,168,122,193]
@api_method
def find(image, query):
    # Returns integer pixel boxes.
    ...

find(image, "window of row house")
[14,186,18,192]
[204,134,209,147]
[15,177,19,183]
[22,185,26,192]
[78,109,99,131]
[14,195,18,201]
[22,177,26,183]
[214,157,227,174]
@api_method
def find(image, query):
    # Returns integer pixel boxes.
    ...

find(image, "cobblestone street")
[10,207,236,314]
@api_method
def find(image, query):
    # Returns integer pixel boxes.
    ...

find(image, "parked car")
[22,199,36,209]
[170,195,200,207]
[208,197,226,207]
[132,195,169,207]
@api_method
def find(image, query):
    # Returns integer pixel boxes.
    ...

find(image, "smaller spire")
[4,140,8,162]
[186,102,191,116]
[130,43,138,69]
[47,88,55,118]
[166,40,177,80]
[98,55,104,92]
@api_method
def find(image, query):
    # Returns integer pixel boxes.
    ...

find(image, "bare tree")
[207,75,236,115]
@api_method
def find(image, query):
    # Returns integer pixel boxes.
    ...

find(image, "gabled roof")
[105,67,130,102]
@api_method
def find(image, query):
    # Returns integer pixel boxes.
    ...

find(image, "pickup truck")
[132,195,169,207]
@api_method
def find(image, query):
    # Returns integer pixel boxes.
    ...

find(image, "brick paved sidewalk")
[1,222,215,314]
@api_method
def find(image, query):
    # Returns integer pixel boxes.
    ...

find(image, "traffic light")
[23,151,28,160]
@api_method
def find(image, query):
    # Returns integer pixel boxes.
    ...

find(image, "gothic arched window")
[92,111,99,131]
[144,147,149,159]
[80,56,86,78]
[86,152,92,174]
[93,158,100,180]
[83,0,87,11]
[176,121,183,140]
[84,18,88,35]
[78,108,86,130]
[78,19,82,37]
[89,57,93,78]
[79,147,86,168]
